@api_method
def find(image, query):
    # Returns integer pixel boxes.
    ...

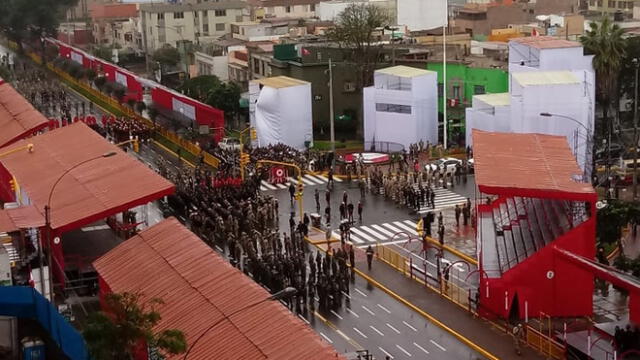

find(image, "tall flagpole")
[442,0,448,149]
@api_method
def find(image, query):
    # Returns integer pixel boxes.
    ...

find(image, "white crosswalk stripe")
[260,174,330,191]
[329,220,422,246]
[416,188,467,214]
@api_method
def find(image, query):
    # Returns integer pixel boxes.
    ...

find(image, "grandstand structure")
[474,130,599,320]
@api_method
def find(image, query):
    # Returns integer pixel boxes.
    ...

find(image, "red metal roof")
[473,130,595,199]
[0,122,174,232]
[94,218,344,360]
[89,3,138,19]
[0,81,49,148]
[0,205,45,233]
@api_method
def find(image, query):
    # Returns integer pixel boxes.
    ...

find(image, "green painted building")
[426,62,508,145]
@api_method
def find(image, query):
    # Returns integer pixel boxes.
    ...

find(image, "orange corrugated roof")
[94,218,344,360]
[473,130,595,198]
[0,82,49,148]
[89,3,138,19]
[510,36,581,49]
[0,205,45,233]
[0,122,174,232]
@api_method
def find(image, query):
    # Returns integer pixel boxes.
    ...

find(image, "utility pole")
[442,0,448,149]
[633,59,639,199]
[329,58,335,163]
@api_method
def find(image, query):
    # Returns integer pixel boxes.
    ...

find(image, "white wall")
[397,0,446,31]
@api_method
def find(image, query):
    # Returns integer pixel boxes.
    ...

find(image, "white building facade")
[363,66,438,149]
[466,36,595,176]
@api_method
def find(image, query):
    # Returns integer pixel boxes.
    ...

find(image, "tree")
[206,82,241,122]
[327,3,390,89]
[180,75,221,102]
[152,45,181,68]
[580,17,626,141]
[93,45,114,62]
[0,0,79,49]
[83,292,186,360]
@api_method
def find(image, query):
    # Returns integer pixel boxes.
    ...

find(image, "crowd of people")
[103,116,152,143]
[614,325,640,354]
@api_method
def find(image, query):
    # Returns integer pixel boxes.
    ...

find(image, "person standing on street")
[438,223,445,247]
[314,188,320,212]
[455,205,461,227]
[366,245,374,270]
[289,183,296,202]
[512,323,524,356]
[357,201,363,223]
[349,244,355,269]
[347,202,354,223]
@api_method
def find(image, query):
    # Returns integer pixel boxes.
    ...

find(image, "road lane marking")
[403,321,418,332]
[320,332,333,343]
[275,183,287,189]
[304,174,325,185]
[386,323,401,334]
[396,344,412,357]
[214,245,223,252]
[335,329,350,341]
[377,303,391,314]
[346,308,359,318]
[378,347,394,359]
[350,227,378,242]
[330,310,343,320]
[371,224,396,237]
[359,225,387,240]
[430,340,447,352]
[393,221,418,235]
[260,180,277,190]
[413,342,430,354]
[361,305,375,316]
[298,314,310,324]
[369,325,384,336]
[353,327,368,339]
[381,222,404,234]
[355,288,367,297]
[341,291,351,299]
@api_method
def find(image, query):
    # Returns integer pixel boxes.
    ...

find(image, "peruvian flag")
[532,28,539,37]
[301,48,311,56]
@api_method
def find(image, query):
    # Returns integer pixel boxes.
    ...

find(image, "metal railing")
[364,141,405,154]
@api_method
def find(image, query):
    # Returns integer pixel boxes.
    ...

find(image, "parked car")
[425,157,462,174]
[218,137,243,152]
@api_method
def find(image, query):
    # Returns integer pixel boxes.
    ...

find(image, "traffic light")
[133,138,139,153]
[250,128,257,140]
[240,152,250,166]
[9,179,15,191]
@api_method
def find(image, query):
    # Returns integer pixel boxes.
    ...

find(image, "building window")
[343,82,356,92]
[236,15,243,22]
[173,12,184,19]
[202,10,208,19]
[316,52,322,60]
[452,85,460,99]
[215,9,226,16]
[253,59,260,74]
[215,23,225,31]
[286,6,291,13]
[203,24,209,35]
[310,4,315,11]
[474,85,486,95]
[376,103,412,114]
[157,13,165,20]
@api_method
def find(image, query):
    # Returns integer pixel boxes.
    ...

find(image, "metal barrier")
[376,243,411,277]
[441,278,471,310]
[526,325,565,360]
[44,61,220,168]
[364,141,405,154]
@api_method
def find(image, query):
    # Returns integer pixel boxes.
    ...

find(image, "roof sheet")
[252,76,309,89]
[0,123,174,232]
[472,130,595,198]
[94,218,343,360]
[510,36,581,49]
[0,82,49,148]
[0,205,45,233]
[376,65,434,78]
[474,92,510,107]
[512,71,579,86]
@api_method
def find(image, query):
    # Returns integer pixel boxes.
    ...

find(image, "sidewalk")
[307,228,545,360]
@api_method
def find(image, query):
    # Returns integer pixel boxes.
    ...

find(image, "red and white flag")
[301,48,311,56]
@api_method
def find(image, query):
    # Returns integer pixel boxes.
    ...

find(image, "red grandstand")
[473,130,640,324]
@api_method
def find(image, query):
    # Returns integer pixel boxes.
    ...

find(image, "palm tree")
[580,16,626,144]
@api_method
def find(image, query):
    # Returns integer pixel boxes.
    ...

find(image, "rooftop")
[94,218,343,360]
[0,122,174,232]
[475,92,510,107]
[252,75,309,88]
[140,1,246,13]
[473,130,595,199]
[89,3,138,19]
[375,65,434,78]
[0,81,49,148]
[0,205,44,233]
[248,0,322,7]
[510,36,582,49]
[512,71,580,86]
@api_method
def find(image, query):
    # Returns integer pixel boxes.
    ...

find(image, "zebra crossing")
[416,187,467,215]
[259,174,341,191]
[331,219,421,247]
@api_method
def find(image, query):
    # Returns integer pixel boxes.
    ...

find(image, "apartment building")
[588,0,639,17]
[140,1,249,52]
[248,0,321,20]
[91,3,142,52]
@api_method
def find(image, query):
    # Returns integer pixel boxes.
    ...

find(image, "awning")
[473,130,596,200]
[0,205,45,233]
[0,122,175,233]
[94,218,344,360]
[0,82,49,148]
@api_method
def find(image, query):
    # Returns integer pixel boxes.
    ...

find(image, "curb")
[152,140,196,168]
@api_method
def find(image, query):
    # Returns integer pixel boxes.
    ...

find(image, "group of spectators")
[103,116,152,143]
[614,325,640,354]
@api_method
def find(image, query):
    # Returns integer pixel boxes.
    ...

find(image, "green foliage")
[327,3,390,88]
[152,45,181,68]
[83,292,186,360]
[86,68,97,81]
[597,200,634,244]
[94,76,107,89]
[135,101,147,114]
[93,45,114,62]
[580,16,625,129]
[148,105,159,121]
[180,75,221,102]
[206,82,241,120]
[0,0,79,46]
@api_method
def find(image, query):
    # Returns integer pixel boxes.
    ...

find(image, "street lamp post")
[327,58,335,166]
[43,151,117,300]
[632,58,639,200]
[182,287,297,360]
[539,112,593,180]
